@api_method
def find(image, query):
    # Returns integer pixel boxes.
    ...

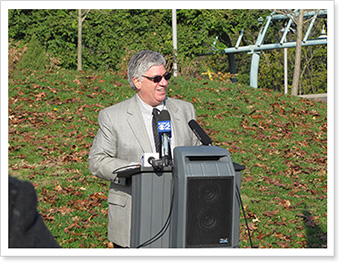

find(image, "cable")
[137,178,174,248]
[236,185,254,248]
[136,176,175,248]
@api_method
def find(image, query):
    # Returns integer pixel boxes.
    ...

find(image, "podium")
[117,146,244,248]
[117,166,173,248]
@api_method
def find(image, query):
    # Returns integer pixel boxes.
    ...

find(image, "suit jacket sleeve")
[88,109,132,182]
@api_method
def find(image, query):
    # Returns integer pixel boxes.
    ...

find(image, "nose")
[159,75,168,85]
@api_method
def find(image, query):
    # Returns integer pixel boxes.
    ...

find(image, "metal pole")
[250,52,261,89]
[284,43,288,94]
[222,39,327,54]
[249,15,273,88]
[172,9,178,77]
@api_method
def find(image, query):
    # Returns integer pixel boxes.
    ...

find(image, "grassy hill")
[8,68,327,249]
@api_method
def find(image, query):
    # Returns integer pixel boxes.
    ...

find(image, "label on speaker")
[219,238,229,244]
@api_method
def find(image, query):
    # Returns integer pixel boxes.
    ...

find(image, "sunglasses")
[142,72,172,83]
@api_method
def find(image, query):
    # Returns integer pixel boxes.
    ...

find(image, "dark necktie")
[152,108,160,152]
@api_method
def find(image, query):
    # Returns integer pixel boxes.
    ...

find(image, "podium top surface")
[116,166,172,178]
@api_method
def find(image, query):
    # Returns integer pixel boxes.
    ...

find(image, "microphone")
[147,156,164,170]
[188,119,213,146]
[158,110,172,166]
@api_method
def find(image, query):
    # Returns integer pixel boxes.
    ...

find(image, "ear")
[133,77,142,90]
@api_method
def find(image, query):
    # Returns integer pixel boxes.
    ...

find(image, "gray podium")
[131,166,173,248]
[117,146,244,248]
[117,166,173,248]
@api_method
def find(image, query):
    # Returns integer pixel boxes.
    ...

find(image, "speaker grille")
[185,177,234,248]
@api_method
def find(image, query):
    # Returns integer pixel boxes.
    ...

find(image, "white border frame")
[1,0,336,259]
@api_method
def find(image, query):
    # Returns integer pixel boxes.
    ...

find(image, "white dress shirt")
[136,94,175,154]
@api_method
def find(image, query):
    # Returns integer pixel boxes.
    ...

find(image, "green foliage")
[9,9,78,69]
[8,69,327,249]
[258,50,285,92]
[8,9,327,94]
[299,45,328,94]
[81,9,174,70]
[17,34,47,70]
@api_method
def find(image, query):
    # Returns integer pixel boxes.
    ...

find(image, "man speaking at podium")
[88,50,199,248]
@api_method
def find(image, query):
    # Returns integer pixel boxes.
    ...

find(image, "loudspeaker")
[186,176,234,247]
[171,146,240,248]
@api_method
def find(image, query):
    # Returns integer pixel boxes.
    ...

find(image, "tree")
[291,9,304,96]
[78,9,90,71]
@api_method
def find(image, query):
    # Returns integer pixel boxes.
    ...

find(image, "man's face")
[134,65,168,107]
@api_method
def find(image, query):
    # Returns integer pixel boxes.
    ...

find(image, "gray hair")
[127,50,166,91]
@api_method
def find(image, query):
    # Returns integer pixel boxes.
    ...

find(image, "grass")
[8,68,327,249]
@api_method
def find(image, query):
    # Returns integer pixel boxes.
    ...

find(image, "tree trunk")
[77,9,82,71]
[291,9,304,96]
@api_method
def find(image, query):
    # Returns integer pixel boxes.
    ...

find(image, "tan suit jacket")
[88,94,199,247]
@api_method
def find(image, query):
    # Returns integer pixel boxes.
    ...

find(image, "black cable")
[136,176,175,248]
[236,185,254,248]
[137,178,174,248]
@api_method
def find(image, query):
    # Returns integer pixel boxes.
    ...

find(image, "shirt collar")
[136,94,165,115]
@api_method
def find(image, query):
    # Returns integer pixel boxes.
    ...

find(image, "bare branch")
[81,9,90,23]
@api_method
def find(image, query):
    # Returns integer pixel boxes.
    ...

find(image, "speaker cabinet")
[171,146,240,248]
[186,177,234,247]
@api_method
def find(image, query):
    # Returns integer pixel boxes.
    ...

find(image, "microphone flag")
[158,110,171,138]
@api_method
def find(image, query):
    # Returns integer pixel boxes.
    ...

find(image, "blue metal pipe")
[222,39,327,54]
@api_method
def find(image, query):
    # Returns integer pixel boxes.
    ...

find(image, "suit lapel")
[165,98,183,148]
[127,95,153,153]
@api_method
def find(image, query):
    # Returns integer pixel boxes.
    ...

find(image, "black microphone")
[188,119,213,146]
[148,156,163,170]
[158,110,172,166]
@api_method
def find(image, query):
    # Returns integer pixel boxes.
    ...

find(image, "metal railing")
[211,9,327,89]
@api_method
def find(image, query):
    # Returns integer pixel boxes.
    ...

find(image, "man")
[88,50,199,248]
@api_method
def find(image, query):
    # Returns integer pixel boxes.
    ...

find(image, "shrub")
[17,34,47,71]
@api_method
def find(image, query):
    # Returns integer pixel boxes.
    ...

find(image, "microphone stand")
[148,137,172,170]
[161,133,171,167]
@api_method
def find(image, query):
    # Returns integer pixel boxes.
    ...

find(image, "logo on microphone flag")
[158,120,171,136]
